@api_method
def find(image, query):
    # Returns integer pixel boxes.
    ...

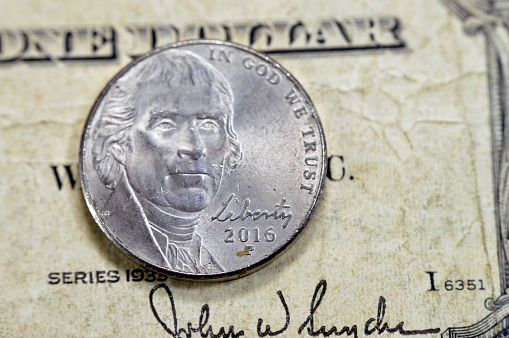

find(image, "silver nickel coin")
[79,40,326,281]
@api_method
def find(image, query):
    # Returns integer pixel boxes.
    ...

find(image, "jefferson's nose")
[177,127,205,160]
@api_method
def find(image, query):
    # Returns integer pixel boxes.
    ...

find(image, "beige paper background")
[0,0,500,336]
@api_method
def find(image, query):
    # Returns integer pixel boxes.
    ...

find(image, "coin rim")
[79,39,327,281]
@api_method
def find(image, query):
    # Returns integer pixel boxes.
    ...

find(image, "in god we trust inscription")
[79,40,326,281]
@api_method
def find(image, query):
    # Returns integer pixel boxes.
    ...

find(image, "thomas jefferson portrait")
[92,49,242,273]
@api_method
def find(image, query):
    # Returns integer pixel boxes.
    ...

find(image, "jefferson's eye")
[199,120,220,132]
[154,120,176,131]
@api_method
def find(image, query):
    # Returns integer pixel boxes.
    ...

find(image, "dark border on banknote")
[441,1,509,337]
[78,39,327,282]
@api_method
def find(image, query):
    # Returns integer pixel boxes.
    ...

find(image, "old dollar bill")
[0,0,506,336]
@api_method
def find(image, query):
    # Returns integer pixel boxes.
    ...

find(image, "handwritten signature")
[149,279,441,337]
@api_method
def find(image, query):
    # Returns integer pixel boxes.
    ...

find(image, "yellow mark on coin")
[236,247,249,257]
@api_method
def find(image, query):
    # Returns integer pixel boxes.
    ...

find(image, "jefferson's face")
[124,81,228,213]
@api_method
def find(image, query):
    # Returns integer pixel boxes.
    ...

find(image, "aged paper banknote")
[1,0,508,336]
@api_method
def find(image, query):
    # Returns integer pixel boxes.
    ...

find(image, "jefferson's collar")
[135,192,200,239]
